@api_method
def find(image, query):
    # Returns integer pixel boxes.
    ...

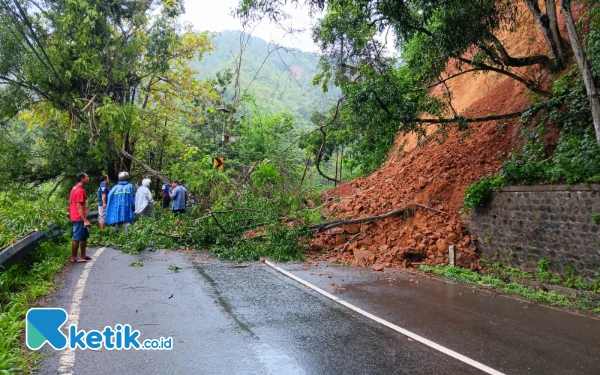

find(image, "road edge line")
[264,260,505,375]
[57,247,107,375]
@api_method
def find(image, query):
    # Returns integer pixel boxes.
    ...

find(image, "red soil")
[306,4,576,271]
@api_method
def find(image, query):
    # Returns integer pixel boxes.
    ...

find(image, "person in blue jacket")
[106,171,135,231]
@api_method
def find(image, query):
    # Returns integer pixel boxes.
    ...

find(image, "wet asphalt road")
[36,247,600,374]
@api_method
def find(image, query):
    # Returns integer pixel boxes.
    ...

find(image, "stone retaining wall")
[465,185,600,280]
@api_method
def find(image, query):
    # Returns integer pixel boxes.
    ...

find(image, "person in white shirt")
[134,178,156,218]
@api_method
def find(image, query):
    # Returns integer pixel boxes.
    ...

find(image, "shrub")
[463,175,504,209]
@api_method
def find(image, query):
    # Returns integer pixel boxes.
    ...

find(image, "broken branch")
[309,206,415,233]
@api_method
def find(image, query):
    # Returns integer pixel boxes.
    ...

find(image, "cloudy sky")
[181,0,320,52]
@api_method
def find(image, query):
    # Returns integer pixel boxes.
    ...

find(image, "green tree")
[238,0,599,174]
[0,0,217,185]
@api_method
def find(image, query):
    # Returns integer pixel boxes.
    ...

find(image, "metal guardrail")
[0,211,98,272]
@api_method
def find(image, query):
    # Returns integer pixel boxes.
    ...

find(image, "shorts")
[163,196,171,209]
[98,205,106,224]
[72,221,90,241]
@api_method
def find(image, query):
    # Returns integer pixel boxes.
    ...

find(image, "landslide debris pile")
[309,53,535,271]
[305,4,577,271]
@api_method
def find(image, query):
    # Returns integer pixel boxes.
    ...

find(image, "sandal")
[70,258,87,263]
[83,256,92,260]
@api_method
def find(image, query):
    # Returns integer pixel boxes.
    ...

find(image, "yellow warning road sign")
[213,157,224,170]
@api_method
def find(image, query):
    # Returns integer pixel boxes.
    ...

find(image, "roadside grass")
[483,260,600,293]
[420,265,600,313]
[0,237,70,374]
[483,262,534,280]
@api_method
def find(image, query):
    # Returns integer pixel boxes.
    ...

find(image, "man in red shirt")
[70,172,91,263]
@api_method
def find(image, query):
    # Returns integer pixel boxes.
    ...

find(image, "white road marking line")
[57,247,106,375]
[265,260,505,375]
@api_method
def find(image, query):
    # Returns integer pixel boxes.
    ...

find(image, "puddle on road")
[251,341,305,375]
[195,265,305,375]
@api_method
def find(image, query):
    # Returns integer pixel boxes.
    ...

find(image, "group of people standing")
[69,171,187,263]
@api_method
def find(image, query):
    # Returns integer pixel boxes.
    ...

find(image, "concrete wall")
[465,185,600,280]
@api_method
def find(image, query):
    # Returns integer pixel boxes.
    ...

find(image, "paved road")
[36,247,600,374]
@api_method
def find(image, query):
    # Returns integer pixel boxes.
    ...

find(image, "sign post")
[213,157,224,170]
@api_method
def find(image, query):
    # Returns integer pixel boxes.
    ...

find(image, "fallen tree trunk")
[309,207,415,233]
[309,201,448,233]
[113,142,171,185]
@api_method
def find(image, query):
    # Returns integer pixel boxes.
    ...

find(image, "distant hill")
[191,30,337,124]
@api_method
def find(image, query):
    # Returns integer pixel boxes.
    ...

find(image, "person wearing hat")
[169,180,187,214]
[106,171,135,230]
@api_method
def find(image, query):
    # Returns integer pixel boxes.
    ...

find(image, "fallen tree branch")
[315,127,340,183]
[400,200,448,215]
[309,206,415,233]
[110,140,171,184]
[454,56,550,97]
[47,174,67,201]
[240,234,268,242]
[410,110,524,124]
[341,230,367,254]
[209,211,228,234]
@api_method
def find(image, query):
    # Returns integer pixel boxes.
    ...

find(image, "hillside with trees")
[238,0,600,267]
[2,1,600,371]
[190,30,335,125]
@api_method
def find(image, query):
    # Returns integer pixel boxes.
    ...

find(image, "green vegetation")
[463,175,504,210]
[0,239,69,373]
[500,72,600,185]
[192,30,336,124]
[90,164,322,262]
[0,186,72,373]
[487,264,534,280]
[420,265,600,313]
[483,259,600,293]
[0,188,69,248]
[464,71,600,208]
[0,191,71,371]
[536,259,552,283]
[168,265,181,272]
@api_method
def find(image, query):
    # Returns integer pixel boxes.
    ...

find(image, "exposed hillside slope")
[309,7,564,270]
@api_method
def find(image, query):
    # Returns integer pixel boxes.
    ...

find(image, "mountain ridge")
[192,30,334,123]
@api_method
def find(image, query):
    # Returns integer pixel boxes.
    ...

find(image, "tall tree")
[524,0,568,70]
[560,0,600,146]
[238,0,600,175]
[0,0,217,182]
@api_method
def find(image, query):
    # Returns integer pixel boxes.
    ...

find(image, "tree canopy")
[237,0,600,176]
[0,0,217,182]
